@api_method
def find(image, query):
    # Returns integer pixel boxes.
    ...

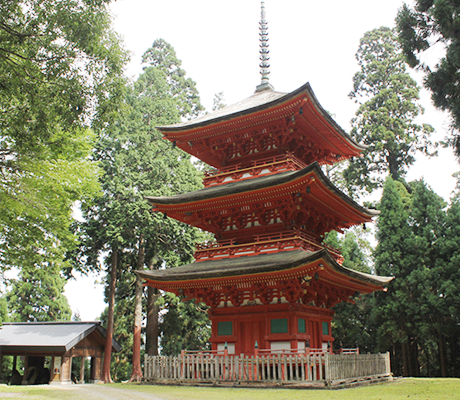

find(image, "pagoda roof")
[145,162,378,235]
[159,87,288,131]
[136,249,392,294]
[156,83,366,168]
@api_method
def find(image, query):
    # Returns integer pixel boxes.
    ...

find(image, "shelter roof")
[0,321,121,354]
[136,249,393,293]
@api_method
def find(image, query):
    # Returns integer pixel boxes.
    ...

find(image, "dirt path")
[69,385,166,400]
[3,384,169,400]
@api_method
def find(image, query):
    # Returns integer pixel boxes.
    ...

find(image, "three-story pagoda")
[137,2,392,356]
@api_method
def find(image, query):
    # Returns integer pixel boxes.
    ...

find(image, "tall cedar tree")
[374,177,416,376]
[344,27,435,196]
[0,0,126,277]
[7,253,72,322]
[409,180,448,376]
[373,177,457,376]
[396,0,460,157]
[441,183,460,376]
[75,40,205,382]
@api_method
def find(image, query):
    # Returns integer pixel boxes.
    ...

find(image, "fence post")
[304,340,310,380]
[277,353,282,381]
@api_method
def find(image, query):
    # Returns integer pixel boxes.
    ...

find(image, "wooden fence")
[144,352,391,385]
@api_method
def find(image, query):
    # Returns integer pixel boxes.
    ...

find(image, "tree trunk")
[452,333,457,377]
[129,236,145,382]
[100,246,117,383]
[146,257,159,356]
[439,330,447,377]
[409,336,419,377]
[146,286,159,356]
[402,341,409,377]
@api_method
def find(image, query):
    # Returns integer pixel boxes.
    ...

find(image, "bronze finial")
[256,1,274,92]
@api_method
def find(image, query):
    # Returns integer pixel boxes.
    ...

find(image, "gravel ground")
[65,385,166,400]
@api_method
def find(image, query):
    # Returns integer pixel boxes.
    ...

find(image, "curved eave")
[159,88,289,131]
[145,162,378,222]
[136,249,393,293]
[156,83,365,157]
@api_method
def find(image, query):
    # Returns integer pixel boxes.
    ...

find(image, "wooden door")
[309,321,321,349]
[240,320,261,355]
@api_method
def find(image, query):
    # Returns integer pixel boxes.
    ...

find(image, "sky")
[65,0,459,320]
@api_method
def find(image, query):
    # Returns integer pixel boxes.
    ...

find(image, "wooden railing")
[202,154,306,187]
[194,230,344,264]
[144,352,391,385]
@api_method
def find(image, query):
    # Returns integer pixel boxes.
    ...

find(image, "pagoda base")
[208,302,334,356]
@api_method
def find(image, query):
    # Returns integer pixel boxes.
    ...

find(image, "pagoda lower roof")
[145,162,378,234]
[136,249,393,293]
[155,83,366,168]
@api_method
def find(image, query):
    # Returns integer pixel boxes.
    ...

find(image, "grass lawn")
[0,378,459,400]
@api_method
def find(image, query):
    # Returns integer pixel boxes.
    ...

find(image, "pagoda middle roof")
[136,249,393,293]
[145,162,378,226]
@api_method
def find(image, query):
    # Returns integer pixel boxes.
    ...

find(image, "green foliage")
[372,176,460,377]
[325,228,374,351]
[159,293,211,356]
[0,0,126,317]
[212,92,226,111]
[0,0,127,152]
[322,161,348,193]
[396,1,460,157]
[70,357,91,384]
[332,295,376,353]
[75,40,206,275]
[74,39,208,379]
[0,296,8,323]
[324,227,372,273]
[142,39,204,120]
[344,27,435,196]
[7,261,72,322]
[2,128,101,271]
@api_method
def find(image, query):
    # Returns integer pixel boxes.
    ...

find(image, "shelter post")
[80,357,85,384]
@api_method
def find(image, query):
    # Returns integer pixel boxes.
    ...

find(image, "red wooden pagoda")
[137,3,392,356]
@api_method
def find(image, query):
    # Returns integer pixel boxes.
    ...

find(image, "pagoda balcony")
[194,230,344,264]
[203,154,307,187]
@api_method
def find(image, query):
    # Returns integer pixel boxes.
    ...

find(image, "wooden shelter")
[0,321,121,385]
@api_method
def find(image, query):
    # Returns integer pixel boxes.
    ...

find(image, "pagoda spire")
[256,1,274,92]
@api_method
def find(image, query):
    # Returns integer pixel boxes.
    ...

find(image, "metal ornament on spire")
[256,1,274,92]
